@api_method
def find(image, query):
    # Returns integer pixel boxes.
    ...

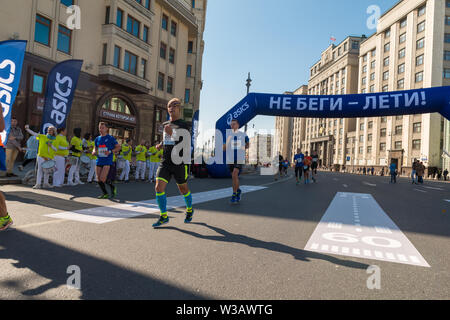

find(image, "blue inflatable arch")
[207,86,450,178]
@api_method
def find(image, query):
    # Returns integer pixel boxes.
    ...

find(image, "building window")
[57,25,72,54]
[124,51,137,75]
[35,15,52,46]
[169,48,175,64]
[186,64,192,77]
[368,134,372,142]
[370,85,375,93]
[417,38,425,49]
[158,72,165,91]
[371,49,376,57]
[367,146,372,154]
[416,54,424,66]
[382,85,389,92]
[380,143,386,151]
[359,146,364,154]
[446,16,450,26]
[188,41,193,53]
[370,73,375,81]
[413,122,422,133]
[363,54,368,62]
[395,141,402,149]
[32,74,45,94]
[116,9,123,28]
[352,41,359,49]
[418,5,426,17]
[126,15,140,38]
[362,65,367,74]
[371,60,376,69]
[381,117,387,123]
[380,128,387,137]
[61,0,74,6]
[344,43,348,51]
[383,71,389,80]
[160,42,167,59]
[397,78,405,89]
[398,63,405,74]
[143,26,149,43]
[145,0,150,9]
[140,58,147,79]
[399,33,406,44]
[417,19,426,33]
[185,89,191,103]
[445,34,450,43]
[192,0,195,8]
[385,29,391,38]
[167,76,173,94]
[415,71,423,83]
[114,45,121,68]
[412,139,421,150]
[162,14,168,30]
[105,6,110,24]
[102,43,107,65]
[444,51,450,60]
[362,77,367,85]
[444,68,450,79]
[171,21,177,36]
[395,125,403,135]
[399,48,406,59]
[360,123,365,131]
[384,42,390,52]
[400,18,407,28]
[384,56,390,67]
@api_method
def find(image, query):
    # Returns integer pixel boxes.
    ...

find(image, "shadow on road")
[0,229,205,299]
[162,222,370,270]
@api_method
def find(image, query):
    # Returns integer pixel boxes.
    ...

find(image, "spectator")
[389,162,397,184]
[3,117,24,177]
[444,169,449,181]
[416,162,425,184]
[437,170,442,181]
[18,126,39,172]
[411,159,418,184]
[363,167,366,175]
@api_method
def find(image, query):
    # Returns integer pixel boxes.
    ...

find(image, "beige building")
[0,0,206,144]
[275,97,293,161]
[355,0,446,174]
[304,36,363,167]
[249,134,274,165]
[290,85,307,160]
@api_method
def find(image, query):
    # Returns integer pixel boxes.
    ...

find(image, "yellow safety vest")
[55,134,69,157]
[121,144,132,161]
[135,145,147,162]
[37,134,58,159]
[70,136,83,157]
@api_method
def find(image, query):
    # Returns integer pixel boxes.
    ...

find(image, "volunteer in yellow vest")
[53,127,69,187]
[134,139,147,181]
[119,138,132,183]
[144,141,152,182]
[68,128,83,186]
[25,125,58,189]
[84,133,98,183]
[147,142,162,183]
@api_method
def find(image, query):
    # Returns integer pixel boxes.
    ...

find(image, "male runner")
[311,150,319,183]
[293,148,304,185]
[152,98,193,228]
[92,122,121,199]
[303,151,313,184]
[223,119,249,204]
[0,105,13,231]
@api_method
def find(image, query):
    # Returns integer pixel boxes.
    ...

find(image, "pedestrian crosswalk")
[44,186,267,224]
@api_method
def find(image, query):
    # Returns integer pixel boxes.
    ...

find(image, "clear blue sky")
[198,0,398,144]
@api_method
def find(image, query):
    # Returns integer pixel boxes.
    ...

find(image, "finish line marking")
[44,186,267,224]
[304,192,430,268]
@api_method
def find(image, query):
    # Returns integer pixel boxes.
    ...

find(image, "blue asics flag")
[41,59,83,133]
[191,110,199,155]
[0,40,27,171]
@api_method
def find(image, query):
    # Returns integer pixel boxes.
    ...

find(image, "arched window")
[102,97,132,115]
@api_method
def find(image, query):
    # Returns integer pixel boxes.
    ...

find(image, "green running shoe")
[185,209,194,223]
[0,216,13,231]
[153,215,169,228]
[98,193,110,199]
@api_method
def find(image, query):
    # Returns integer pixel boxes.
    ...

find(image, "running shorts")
[157,164,189,185]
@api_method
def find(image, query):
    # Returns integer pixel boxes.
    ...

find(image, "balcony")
[122,0,155,20]
[158,0,197,28]
[102,24,152,53]
[99,65,151,94]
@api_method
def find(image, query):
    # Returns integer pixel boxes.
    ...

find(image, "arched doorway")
[97,96,138,145]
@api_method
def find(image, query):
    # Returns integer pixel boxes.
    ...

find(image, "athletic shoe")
[76,181,85,185]
[312,177,316,183]
[43,183,53,189]
[152,215,169,228]
[111,186,117,198]
[32,184,42,189]
[230,194,238,204]
[98,194,109,199]
[0,216,13,231]
[185,209,194,223]
[125,180,130,184]
[236,189,242,202]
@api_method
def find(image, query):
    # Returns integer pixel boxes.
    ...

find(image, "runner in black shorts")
[223,119,249,204]
[311,150,319,183]
[152,98,193,228]
[303,151,312,184]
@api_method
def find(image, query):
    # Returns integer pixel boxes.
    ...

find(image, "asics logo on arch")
[226,102,250,125]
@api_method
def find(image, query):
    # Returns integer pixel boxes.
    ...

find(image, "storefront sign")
[100,109,136,124]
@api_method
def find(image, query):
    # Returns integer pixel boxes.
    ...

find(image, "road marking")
[327,222,342,229]
[12,220,67,230]
[414,189,427,193]
[423,186,444,191]
[363,182,377,187]
[333,178,339,181]
[44,186,267,224]
[343,184,348,188]
[304,192,430,267]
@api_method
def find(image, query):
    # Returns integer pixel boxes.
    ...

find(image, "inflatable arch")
[207,86,450,178]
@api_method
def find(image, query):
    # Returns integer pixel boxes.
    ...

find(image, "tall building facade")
[355,0,446,174]
[249,134,274,165]
[290,85,307,160]
[275,109,293,161]
[305,36,363,167]
[0,0,206,144]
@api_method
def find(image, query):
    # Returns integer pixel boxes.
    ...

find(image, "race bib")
[163,130,176,146]
[303,165,308,170]
[98,145,108,157]
[231,140,242,150]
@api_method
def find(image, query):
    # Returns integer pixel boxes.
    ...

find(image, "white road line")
[375,226,392,234]
[311,243,319,250]
[414,189,427,193]
[321,244,329,251]
[374,251,384,258]
[424,186,444,191]
[356,228,362,232]
[385,253,396,260]
[363,250,372,257]
[331,246,339,253]
[352,248,361,255]
[409,256,421,264]
[343,184,348,188]
[445,200,450,203]
[363,182,377,187]
[397,254,408,262]
[342,247,350,254]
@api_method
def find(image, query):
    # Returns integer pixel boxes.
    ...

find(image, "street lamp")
[244,72,252,133]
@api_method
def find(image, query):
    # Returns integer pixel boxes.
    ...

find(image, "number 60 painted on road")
[322,232,402,249]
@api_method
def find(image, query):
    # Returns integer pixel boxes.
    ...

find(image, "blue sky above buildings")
[198,0,398,144]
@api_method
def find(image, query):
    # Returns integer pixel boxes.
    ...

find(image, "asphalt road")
[0,170,449,300]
